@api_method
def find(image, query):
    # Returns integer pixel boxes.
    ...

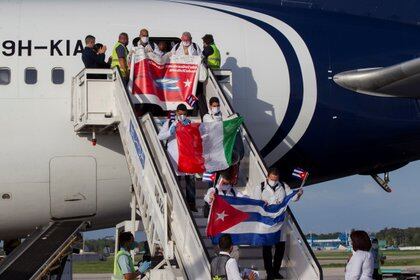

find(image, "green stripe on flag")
[222,116,244,166]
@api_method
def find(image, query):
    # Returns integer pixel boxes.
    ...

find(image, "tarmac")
[73,266,420,279]
[73,269,345,280]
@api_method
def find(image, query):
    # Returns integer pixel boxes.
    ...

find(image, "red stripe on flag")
[176,123,205,174]
[206,195,250,237]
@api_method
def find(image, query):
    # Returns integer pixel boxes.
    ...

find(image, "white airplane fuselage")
[0,0,317,239]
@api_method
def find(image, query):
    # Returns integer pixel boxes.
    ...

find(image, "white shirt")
[203,113,222,123]
[253,180,298,205]
[219,251,242,280]
[204,183,243,204]
[171,42,202,56]
[345,250,374,280]
[158,119,185,176]
[158,119,177,142]
[153,48,166,57]
[137,42,157,53]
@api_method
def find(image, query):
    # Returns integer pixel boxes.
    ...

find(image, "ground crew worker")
[158,104,197,212]
[203,97,222,122]
[171,31,202,56]
[253,167,303,280]
[371,238,385,280]
[111,32,129,84]
[211,234,257,280]
[202,34,221,69]
[112,232,150,280]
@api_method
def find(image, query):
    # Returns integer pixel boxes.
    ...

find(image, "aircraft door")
[49,156,97,219]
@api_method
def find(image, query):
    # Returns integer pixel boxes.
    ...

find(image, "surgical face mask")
[182,41,191,47]
[220,183,231,191]
[372,244,378,249]
[129,242,136,250]
[211,107,220,115]
[178,114,186,121]
[267,179,278,187]
[141,36,149,44]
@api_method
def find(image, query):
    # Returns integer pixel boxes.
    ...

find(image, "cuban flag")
[292,168,309,181]
[206,192,298,246]
[185,94,198,108]
[203,172,216,182]
[168,111,176,121]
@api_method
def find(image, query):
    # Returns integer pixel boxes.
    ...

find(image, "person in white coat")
[252,167,303,280]
[203,97,222,123]
[171,31,202,56]
[158,104,197,212]
[345,230,374,280]
[204,167,243,262]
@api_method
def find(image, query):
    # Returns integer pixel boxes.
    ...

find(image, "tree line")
[307,227,420,247]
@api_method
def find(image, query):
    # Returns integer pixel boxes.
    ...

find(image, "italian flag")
[175,116,243,174]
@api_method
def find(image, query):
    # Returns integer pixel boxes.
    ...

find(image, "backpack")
[203,186,236,218]
[210,254,231,280]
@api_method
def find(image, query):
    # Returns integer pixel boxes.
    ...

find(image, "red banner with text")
[128,49,201,110]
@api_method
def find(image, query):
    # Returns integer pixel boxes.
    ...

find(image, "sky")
[84,161,420,239]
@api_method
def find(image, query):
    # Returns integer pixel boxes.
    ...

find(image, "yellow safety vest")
[207,43,221,69]
[111,42,129,77]
[112,249,135,280]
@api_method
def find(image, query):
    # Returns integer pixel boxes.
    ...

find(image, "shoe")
[189,203,198,212]
[266,273,275,280]
[273,272,284,279]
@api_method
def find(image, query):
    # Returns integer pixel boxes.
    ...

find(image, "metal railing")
[205,69,323,279]
[71,69,119,132]
[140,114,211,279]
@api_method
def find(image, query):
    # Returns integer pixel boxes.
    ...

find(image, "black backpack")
[203,186,236,218]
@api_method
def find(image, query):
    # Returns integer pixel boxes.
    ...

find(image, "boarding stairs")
[71,67,323,279]
[0,221,86,280]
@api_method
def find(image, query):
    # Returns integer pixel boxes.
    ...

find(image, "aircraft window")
[0,68,11,85]
[52,68,64,84]
[25,68,37,85]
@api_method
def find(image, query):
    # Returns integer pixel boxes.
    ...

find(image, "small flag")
[203,172,216,182]
[292,168,309,181]
[185,94,198,108]
[168,111,176,121]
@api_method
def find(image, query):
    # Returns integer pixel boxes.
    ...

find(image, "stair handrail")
[206,68,323,279]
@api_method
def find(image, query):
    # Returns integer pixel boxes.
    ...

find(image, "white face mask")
[220,184,231,191]
[182,41,191,47]
[141,36,149,44]
[211,107,220,115]
[267,180,278,187]
[178,114,186,121]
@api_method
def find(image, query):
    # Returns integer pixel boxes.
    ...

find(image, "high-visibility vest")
[111,42,128,77]
[112,249,135,280]
[207,43,221,69]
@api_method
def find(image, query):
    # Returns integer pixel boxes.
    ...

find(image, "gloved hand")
[182,119,191,126]
[138,260,151,273]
